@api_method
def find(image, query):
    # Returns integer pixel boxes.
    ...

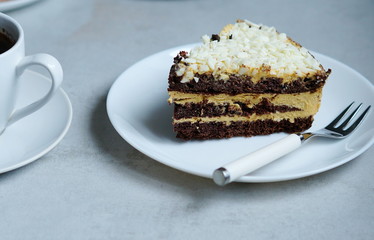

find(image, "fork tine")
[337,103,363,129]
[326,102,355,128]
[343,105,371,134]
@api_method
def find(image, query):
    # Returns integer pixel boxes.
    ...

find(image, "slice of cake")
[168,20,331,140]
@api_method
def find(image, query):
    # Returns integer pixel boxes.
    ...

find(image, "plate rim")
[0,70,73,174]
[107,43,374,183]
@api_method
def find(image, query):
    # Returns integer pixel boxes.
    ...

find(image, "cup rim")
[0,12,23,57]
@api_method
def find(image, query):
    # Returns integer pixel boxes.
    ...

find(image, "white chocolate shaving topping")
[177,20,322,83]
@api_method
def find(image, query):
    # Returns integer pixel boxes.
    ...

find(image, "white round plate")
[0,70,72,173]
[107,44,374,183]
[0,0,39,12]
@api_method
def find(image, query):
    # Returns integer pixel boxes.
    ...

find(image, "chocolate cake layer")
[168,62,330,95]
[173,98,301,119]
[174,117,313,140]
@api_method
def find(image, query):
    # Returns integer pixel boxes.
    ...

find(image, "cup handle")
[7,53,63,127]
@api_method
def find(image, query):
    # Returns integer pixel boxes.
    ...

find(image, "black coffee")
[0,32,15,54]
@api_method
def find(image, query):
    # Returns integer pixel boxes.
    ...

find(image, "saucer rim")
[0,0,40,12]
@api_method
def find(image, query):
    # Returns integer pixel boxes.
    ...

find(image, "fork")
[212,102,371,186]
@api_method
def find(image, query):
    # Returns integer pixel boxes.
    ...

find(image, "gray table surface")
[1,0,373,239]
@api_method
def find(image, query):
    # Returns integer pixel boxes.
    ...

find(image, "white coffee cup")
[0,12,63,134]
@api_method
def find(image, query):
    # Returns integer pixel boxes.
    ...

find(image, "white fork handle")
[213,134,302,186]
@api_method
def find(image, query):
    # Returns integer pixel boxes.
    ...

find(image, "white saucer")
[0,0,39,12]
[0,70,72,174]
[107,43,374,183]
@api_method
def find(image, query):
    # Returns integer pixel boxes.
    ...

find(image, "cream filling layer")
[168,88,322,110]
[173,111,314,125]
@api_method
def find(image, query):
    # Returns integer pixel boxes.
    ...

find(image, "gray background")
[1,0,373,239]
